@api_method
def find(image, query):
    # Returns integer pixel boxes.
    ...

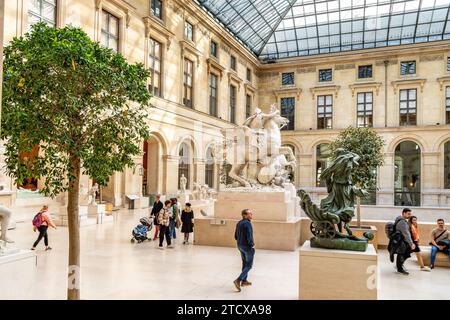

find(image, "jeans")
[237,246,255,281]
[430,245,450,265]
[169,219,176,239]
[33,225,49,248]
[159,225,171,247]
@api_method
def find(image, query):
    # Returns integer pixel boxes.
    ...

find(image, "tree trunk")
[356,196,361,228]
[67,156,81,300]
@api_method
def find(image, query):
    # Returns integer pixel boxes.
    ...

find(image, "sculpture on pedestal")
[89,183,99,205]
[0,205,14,243]
[298,148,373,251]
[222,105,296,189]
[179,174,187,194]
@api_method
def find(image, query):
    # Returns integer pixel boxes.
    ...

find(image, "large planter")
[349,225,378,251]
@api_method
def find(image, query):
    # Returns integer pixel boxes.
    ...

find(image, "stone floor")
[3,208,450,300]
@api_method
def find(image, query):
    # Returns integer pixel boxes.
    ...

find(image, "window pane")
[282,72,295,85]
[42,2,55,21]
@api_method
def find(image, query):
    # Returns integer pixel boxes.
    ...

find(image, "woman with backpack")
[31,205,56,251]
[409,216,431,271]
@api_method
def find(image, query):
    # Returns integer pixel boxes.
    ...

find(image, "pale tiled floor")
[4,208,450,300]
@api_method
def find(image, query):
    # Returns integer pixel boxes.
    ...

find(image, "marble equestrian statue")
[223,105,296,188]
[298,148,374,251]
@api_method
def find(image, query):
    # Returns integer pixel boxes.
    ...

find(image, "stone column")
[163,154,179,196]
[422,151,440,206]
[194,157,206,186]
[298,153,313,189]
[377,152,394,205]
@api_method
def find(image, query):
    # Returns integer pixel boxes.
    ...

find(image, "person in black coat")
[181,203,194,244]
[150,195,163,240]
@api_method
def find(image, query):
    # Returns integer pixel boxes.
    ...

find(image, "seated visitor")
[429,219,450,269]
[408,216,430,271]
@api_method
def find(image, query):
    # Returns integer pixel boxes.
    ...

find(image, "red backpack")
[32,211,43,228]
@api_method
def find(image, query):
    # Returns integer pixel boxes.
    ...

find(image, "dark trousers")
[237,246,255,281]
[159,225,171,247]
[33,225,49,247]
[396,254,407,272]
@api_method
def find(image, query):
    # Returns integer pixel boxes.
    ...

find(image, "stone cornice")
[228,71,242,90]
[436,76,450,91]
[180,40,202,65]
[207,58,225,79]
[349,82,382,96]
[391,78,427,94]
[143,16,175,50]
[273,87,302,100]
[309,85,340,99]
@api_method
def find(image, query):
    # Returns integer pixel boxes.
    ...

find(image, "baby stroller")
[131,217,153,243]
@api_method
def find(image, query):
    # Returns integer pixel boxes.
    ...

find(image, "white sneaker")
[421,266,431,272]
[158,246,164,250]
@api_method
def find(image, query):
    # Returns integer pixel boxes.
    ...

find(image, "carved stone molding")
[180,40,202,65]
[273,87,302,100]
[349,82,382,96]
[437,76,450,91]
[297,67,316,73]
[310,85,340,99]
[95,0,134,28]
[420,54,444,62]
[228,71,242,91]
[143,16,174,50]
[207,58,225,79]
[335,63,355,70]
[244,82,257,94]
[391,78,427,94]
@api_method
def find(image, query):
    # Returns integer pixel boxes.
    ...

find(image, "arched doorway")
[178,142,191,190]
[316,143,331,187]
[394,141,421,206]
[205,146,215,188]
[282,144,295,183]
[444,141,450,189]
[142,134,165,195]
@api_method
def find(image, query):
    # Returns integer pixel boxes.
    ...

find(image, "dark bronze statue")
[298,148,374,251]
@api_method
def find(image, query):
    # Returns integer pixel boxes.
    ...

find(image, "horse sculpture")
[223,105,296,188]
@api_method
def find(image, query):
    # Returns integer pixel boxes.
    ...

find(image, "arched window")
[178,142,190,190]
[282,144,295,183]
[445,141,450,189]
[316,143,331,187]
[205,146,215,188]
[394,141,421,206]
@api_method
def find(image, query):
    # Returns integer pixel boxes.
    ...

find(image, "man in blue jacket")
[233,209,255,292]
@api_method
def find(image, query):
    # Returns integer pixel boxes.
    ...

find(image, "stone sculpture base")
[54,206,97,227]
[0,249,37,299]
[310,236,369,252]
[299,241,377,300]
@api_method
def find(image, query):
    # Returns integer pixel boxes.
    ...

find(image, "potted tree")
[330,126,384,248]
[1,23,151,299]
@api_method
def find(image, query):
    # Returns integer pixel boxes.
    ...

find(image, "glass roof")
[196,0,450,60]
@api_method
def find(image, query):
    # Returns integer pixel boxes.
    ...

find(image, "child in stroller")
[131,217,153,243]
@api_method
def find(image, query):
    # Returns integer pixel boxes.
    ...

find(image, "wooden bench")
[419,246,450,267]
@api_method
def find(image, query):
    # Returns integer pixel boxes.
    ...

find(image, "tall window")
[178,143,190,190]
[246,68,252,82]
[210,40,218,58]
[317,95,333,129]
[230,85,236,124]
[446,87,450,124]
[101,10,119,52]
[394,141,421,206]
[246,94,252,119]
[445,141,450,189]
[282,72,295,86]
[205,147,215,188]
[183,58,193,108]
[28,0,56,28]
[184,21,193,41]
[400,61,416,75]
[319,69,332,82]
[316,144,331,187]
[357,92,373,127]
[358,65,373,79]
[280,97,295,131]
[399,89,417,126]
[209,73,218,117]
[230,55,236,71]
[149,38,162,97]
[151,0,162,19]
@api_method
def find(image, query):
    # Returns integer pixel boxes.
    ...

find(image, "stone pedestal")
[54,205,97,227]
[299,241,377,300]
[88,204,113,224]
[0,249,37,299]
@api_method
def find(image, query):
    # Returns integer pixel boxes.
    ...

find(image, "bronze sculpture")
[298,148,374,251]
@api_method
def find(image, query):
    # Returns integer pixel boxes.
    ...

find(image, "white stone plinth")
[88,204,105,215]
[0,249,37,299]
[54,205,96,227]
[299,241,377,300]
[140,196,149,208]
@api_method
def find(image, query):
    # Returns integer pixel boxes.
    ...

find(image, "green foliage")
[1,23,151,196]
[330,127,385,190]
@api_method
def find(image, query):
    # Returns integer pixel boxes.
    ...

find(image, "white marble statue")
[0,205,13,243]
[79,183,89,205]
[222,104,296,188]
[179,174,187,194]
[200,184,209,200]
[192,182,200,200]
[89,183,99,205]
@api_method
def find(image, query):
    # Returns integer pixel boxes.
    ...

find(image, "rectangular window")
[357,92,373,127]
[184,21,193,42]
[246,94,252,119]
[447,57,450,71]
[151,0,163,20]
[399,89,417,126]
[446,87,450,124]
[210,40,218,58]
[317,95,333,129]
[282,72,295,86]
[319,69,332,82]
[209,73,218,117]
[230,85,236,124]
[183,58,193,108]
[400,61,416,75]
[28,0,56,29]
[149,38,162,97]
[280,97,295,131]
[101,10,119,52]
[358,65,373,79]
[246,68,252,82]
[230,55,236,71]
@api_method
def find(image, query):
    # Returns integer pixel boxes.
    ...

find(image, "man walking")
[233,209,255,292]
[389,208,416,275]
[150,195,163,240]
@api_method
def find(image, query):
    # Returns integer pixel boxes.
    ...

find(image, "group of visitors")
[389,208,450,275]
[150,195,194,249]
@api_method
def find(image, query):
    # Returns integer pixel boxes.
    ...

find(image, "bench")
[419,246,450,267]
